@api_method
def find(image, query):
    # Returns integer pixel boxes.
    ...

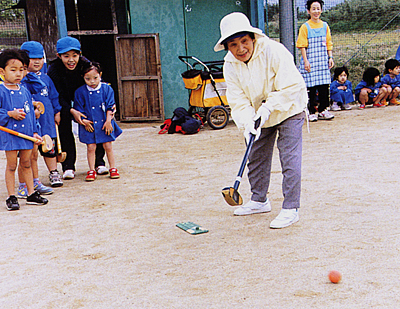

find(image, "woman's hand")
[82,119,94,132]
[304,60,311,73]
[70,108,87,125]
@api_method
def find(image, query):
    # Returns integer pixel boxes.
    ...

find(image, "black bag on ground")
[159,107,202,134]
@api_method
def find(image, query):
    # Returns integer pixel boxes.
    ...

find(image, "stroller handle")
[178,56,208,71]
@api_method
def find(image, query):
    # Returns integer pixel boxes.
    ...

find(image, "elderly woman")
[215,12,308,228]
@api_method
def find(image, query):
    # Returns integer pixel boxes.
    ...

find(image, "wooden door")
[114,34,164,121]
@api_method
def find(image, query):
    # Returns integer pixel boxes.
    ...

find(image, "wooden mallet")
[55,124,66,162]
[0,125,53,153]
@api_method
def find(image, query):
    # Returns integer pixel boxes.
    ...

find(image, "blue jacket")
[354,80,381,101]
[21,72,61,138]
[381,74,400,88]
[0,84,37,150]
[74,83,122,144]
[330,80,354,104]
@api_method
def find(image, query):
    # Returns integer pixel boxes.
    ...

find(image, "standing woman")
[215,12,308,229]
[297,0,335,122]
[48,37,107,179]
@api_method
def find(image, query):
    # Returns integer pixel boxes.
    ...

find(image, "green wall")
[128,0,249,118]
[128,0,187,118]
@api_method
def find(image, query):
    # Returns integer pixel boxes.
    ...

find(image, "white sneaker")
[63,169,75,180]
[234,199,271,216]
[318,110,334,120]
[331,102,341,111]
[96,166,109,175]
[308,114,318,122]
[270,208,299,229]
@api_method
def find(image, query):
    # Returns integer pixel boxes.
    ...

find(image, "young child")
[297,0,335,122]
[330,66,354,111]
[381,58,400,105]
[17,41,63,199]
[73,61,122,181]
[0,49,48,210]
[354,67,388,109]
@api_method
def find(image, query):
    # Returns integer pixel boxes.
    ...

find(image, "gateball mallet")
[222,118,261,206]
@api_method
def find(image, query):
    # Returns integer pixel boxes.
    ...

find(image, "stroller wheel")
[206,106,229,130]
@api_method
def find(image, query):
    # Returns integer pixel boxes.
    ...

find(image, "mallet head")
[221,187,243,206]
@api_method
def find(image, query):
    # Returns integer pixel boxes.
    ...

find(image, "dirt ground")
[1,105,400,308]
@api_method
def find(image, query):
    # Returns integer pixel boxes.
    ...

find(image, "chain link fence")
[266,0,400,84]
[0,0,27,50]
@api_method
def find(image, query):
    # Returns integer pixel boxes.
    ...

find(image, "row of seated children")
[329,59,400,111]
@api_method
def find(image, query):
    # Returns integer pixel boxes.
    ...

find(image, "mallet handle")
[0,125,41,143]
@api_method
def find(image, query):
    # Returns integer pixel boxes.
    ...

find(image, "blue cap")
[56,36,81,54]
[21,41,44,58]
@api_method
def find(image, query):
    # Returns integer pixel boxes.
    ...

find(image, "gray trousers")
[248,112,304,209]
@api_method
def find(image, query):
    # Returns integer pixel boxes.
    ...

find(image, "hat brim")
[214,28,265,52]
[57,48,81,55]
[28,53,44,59]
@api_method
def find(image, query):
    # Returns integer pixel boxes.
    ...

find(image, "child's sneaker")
[381,99,388,106]
[359,104,365,109]
[63,169,75,180]
[109,168,120,179]
[96,166,109,175]
[49,170,63,187]
[34,182,53,195]
[6,195,20,211]
[17,185,28,199]
[330,102,341,111]
[26,191,48,205]
[318,110,334,120]
[389,98,400,105]
[85,170,97,181]
[373,102,385,107]
[342,103,352,110]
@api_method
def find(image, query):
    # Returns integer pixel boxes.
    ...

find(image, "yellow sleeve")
[296,23,308,48]
[326,24,333,51]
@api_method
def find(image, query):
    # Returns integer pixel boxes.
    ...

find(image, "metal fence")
[0,0,27,50]
[266,0,400,84]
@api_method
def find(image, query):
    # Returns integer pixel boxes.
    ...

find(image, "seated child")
[381,58,400,105]
[354,67,388,109]
[330,66,354,111]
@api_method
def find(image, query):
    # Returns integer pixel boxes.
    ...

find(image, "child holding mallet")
[17,41,63,199]
[0,49,48,210]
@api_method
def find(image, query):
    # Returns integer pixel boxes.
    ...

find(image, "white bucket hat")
[214,12,265,52]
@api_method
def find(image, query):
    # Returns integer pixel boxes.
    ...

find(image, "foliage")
[0,0,24,21]
[324,0,400,32]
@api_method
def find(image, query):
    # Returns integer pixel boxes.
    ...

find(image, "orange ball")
[328,270,342,283]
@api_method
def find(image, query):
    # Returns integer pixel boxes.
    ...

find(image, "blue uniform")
[0,84,37,151]
[354,80,381,101]
[381,74,400,88]
[74,83,122,144]
[21,72,61,138]
[330,80,354,104]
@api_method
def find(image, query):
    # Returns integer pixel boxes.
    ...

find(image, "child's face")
[307,2,322,21]
[226,34,255,63]
[389,66,400,76]
[0,59,25,84]
[374,75,380,84]
[337,71,347,84]
[84,68,102,89]
[28,58,44,73]
[58,50,80,70]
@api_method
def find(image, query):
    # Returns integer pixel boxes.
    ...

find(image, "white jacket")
[223,36,308,129]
